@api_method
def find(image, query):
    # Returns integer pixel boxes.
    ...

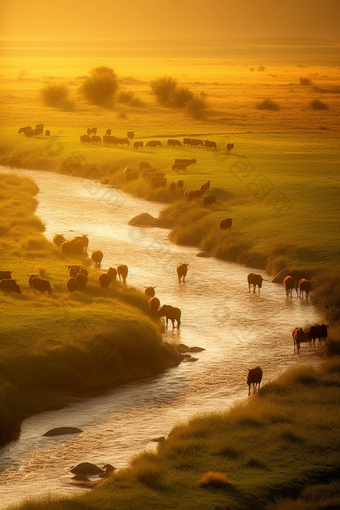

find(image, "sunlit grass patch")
[198,471,232,488]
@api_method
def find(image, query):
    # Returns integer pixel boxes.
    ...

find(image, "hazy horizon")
[1,0,340,40]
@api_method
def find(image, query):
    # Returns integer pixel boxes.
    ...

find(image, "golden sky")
[1,0,339,40]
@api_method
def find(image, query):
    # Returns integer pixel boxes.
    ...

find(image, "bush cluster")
[80,66,119,107]
[40,83,75,111]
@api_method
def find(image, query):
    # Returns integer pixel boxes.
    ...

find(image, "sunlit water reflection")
[0,167,324,508]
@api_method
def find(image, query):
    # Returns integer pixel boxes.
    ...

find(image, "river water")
[0,167,323,509]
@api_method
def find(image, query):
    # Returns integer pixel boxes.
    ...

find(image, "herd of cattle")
[80,129,234,153]
[17,124,50,137]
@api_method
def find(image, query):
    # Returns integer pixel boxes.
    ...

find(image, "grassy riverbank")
[0,173,165,444]
[12,358,340,510]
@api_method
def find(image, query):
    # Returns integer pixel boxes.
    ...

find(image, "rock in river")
[70,462,104,475]
[43,427,83,436]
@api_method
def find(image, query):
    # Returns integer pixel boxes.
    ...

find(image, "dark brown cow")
[18,126,31,134]
[157,304,181,328]
[177,263,188,283]
[220,218,232,229]
[226,143,234,153]
[80,135,92,144]
[133,141,143,150]
[74,235,89,250]
[91,135,102,144]
[309,324,322,348]
[28,274,39,288]
[116,138,130,146]
[169,182,177,193]
[292,327,305,353]
[25,129,34,137]
[297,278,311,298]
[200,180,211,193]
[168,139,182,147]
[247,273,263,293]
[61,239,83,256]
[105,129,111,135]
[203,194,216,206]
[145,286,156,298]
[36,124,44,129]
[33,127,43,136]
[174,158,196,166]
[151,178,167,188]
[172,163,187,172]
[145,140,162,148]
[66,277,78,293]
[184,189,194,202]
[45,130,50,136]
[139,162,152,171]
[177,180,184,188]
[283,276,295,297]
[92,250,103,269]
[189,139,204,147]
[247,366,262,395]
[117,264,128,284]
[0,279,21,294]
[66,265,82,277]
[31,277,52,293]
[204,140,217,148]
[99,267,117,290]
[87,127,97,135]
[183,138,192,146]
[148,296,160,313]
[0,271,12,280]
[127,131,134,141]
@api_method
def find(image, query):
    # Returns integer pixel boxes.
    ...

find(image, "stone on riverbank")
[70,463,104,475]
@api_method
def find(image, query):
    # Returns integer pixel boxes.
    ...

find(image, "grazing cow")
[133,141,143,150]
[200,180,211,193]
[0,271,12,280]
[170,182,177,193]
[203,194,216,206]
[74,235,89,250]
[319,324,329,344]
[177,263,188,283]
[79,266,88,277]
[116,138,130,146]
[292,327,304,353]
[76,272,87,290]
[184,189,194,202]
[154,172,165,178]
[148,296,160,313]
[145,286,156,298]
[104,135,118,145]
[53,234,66,248]
[172,163,187,172]
[33,127,43,136]
[247,366,262,395]
[174,158,196,167]
[189,139,204,147]
[168,139,182,148]
[309,324,322,348]
[99,267,117,290]
[283,276,295,297]
[139,162,152,171]
[192,189,204,199]
[0,279,21,294]
[91,135,102,144]
[25,129,34,137]
[28,274,39,288]
[220,218,232,229]
[18,126,31,134]
[126,171,139,182]
[106,129,111,135]
[297,278,311,298]
[66,265,82,277]
[45,130,50,136]
[177,180,184,188]
[61,239,83,256]
[226,143,234,153]
[8,159,22,169]
[247,273,263,293]
[31,277,52,293]
[87,127,97,135]
[158,304,181,329]
[127,131,134,141]
[204,140,217,149]
[92,250,103,269]
[80,135,92,144]
[145,140,162,148]
[66,277,78,293]
[36,124,44,129]
[151,178,167,188]
[117,264,128,284]
[183,138,192,146]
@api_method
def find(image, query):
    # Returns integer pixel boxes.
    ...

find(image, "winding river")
[0,167,323,509]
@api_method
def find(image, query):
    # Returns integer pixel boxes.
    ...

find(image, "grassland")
[0,173,165,444]
[1,40,340,509]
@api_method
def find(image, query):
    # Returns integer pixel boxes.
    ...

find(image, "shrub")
[256,99,280,111]
[116,90,145,107]
[300,77,312,85]
[80,66,119,107]
[185,96,208,120]
[198,471,231,487]
[310,98,329,110]
[150,76,177,106]
[258,65,266,72]
[168,86,194,108]
[40,83,75,110]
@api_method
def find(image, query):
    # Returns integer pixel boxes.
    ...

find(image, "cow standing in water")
[177,264,188,283]
[247,366,262,395]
